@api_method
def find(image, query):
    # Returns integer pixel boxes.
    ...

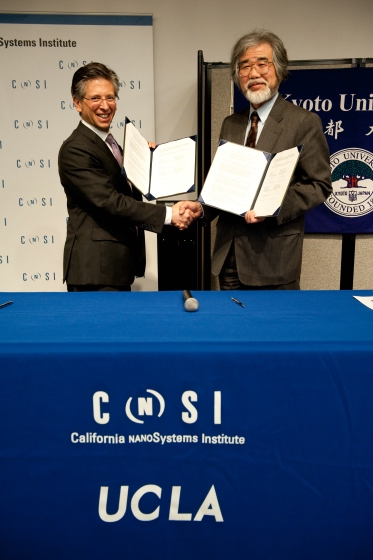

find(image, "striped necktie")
[106,133,123,167]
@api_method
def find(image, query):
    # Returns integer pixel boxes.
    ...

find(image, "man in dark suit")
[206,30,332,290]
[58,62,201,291]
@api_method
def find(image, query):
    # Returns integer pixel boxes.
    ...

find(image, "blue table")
[1,290,373,559]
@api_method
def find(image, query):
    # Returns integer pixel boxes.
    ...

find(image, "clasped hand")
[171,201,203,230]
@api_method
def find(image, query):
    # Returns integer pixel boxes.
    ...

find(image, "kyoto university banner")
[234,66,373,233]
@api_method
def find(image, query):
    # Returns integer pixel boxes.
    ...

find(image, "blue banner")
[1,290,373,558]
[234,67,373,233]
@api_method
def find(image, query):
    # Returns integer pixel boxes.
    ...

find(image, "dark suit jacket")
[58,122,166,286]
[206,95,332,286]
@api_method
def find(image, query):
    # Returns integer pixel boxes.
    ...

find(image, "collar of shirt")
[80,119,113,150]
[245,92,279,144]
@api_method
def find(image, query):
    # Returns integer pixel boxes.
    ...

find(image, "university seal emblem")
[325,148,373,218]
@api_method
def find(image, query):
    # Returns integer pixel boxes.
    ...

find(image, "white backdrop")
[0,13,157,291]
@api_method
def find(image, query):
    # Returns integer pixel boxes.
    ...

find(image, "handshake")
[171,200,203,231]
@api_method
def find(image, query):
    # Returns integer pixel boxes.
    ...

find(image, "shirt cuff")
[164,205,172,225]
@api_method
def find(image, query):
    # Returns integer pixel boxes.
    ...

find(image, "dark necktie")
[106,133,123,167]
[245,111,259,148]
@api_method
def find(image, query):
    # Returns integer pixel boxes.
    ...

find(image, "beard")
[243,78,278,106]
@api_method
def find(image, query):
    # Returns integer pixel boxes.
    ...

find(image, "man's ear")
[73,97,82,113]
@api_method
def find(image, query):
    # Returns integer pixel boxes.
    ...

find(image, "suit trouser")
[219,243,300,291]
[67,284,131,292]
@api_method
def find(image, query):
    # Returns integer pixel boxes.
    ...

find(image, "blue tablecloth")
[1,290,373,559]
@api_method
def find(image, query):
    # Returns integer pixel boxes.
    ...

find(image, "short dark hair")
[71,62,120,100]
[231,29,289,86]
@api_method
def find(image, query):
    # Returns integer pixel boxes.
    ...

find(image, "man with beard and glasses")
[204,29,332,290]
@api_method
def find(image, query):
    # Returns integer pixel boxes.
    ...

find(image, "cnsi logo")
[326,148,373,217]
[99,484,223,523]
[126,389,164,424]
[93,389,222,425]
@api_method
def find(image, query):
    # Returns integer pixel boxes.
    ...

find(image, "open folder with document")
[199,140,303,217]
[122,119,196,200]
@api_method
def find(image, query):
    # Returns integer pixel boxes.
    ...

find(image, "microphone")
[182,290,199,312]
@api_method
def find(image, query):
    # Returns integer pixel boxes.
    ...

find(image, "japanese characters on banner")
[235,66,373,233]
[0,14,156,291]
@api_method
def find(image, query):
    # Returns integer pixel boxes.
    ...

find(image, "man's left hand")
[244,210,265,224]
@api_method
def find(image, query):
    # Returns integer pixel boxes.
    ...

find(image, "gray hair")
[71,62,120,101]
[231,29,289,86]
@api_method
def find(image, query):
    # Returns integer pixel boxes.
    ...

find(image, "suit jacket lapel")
[255,95,286,153]
[76,122,119,165]
[75,122,133,196]
[229,108,250,144]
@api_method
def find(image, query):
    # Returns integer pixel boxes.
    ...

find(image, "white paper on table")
[353,295,373,310]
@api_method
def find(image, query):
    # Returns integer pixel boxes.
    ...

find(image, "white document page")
[253,146,300,217]
[123,121,151,196]
[150,137,196,199]
[201,142,268,215]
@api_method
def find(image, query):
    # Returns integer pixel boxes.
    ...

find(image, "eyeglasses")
[238,60,274,77]
[83,96,118,106]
